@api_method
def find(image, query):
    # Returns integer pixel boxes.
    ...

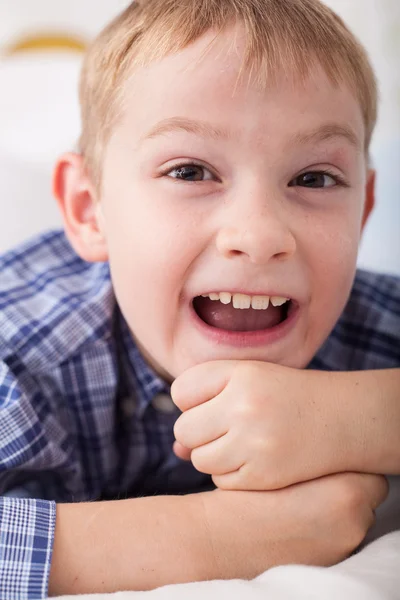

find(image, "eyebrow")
[142,117,233,143]
[289,123,362,152]
[142,117,362,152]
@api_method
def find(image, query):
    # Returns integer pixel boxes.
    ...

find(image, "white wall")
[323,0,400,275]
[0,0,399,274]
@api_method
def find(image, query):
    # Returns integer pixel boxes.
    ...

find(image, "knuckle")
[170,380,183,407]
[332,508,369,551]
[341,528,364,555]
[231,391,264,422]
[335,491,373,547]
[212,475,234,490]
[234,361,260,386]
[337,478,365,513]
[173,420,181,441]
[232,398,253,422]
[214,469,251,491]
[173,415,189,445]
[346,515,371,549]
[191,448,209,474]
[254,435,281,469]
[258,470,282,490]
[240,463,275,491]
[234,360,252,379]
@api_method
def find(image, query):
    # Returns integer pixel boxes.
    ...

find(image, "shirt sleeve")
[0,497,56,600]
[0,360,70,599]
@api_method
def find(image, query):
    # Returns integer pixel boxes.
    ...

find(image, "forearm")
[49,494,209,596]
[334,369,400,474]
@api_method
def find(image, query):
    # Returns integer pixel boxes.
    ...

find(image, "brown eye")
[167,164,213,181]
[289,171,337,188]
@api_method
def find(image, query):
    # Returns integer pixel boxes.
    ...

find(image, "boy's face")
[95,27,373,381]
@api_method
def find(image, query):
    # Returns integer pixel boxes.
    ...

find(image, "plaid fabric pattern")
[1,230,399,599]
[0,499,55,599]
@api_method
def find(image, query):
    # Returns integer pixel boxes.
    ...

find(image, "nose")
[215,192,296,265]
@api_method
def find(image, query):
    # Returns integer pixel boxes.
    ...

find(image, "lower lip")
[189,301,300,348]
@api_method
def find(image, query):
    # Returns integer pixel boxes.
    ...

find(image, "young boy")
[0,0,399,597]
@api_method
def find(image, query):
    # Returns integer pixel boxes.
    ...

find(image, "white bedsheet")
[59,477,400,600]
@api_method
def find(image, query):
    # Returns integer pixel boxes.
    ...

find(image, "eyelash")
[161,162,215,181]
[292,169,349,188]
[161,162,349,188]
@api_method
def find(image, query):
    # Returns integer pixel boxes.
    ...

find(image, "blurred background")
[0,0,399,274]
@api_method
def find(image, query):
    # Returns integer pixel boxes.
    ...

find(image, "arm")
[172,362,400,491]
[0,472,387,597]
[0,371,388,599]
[332,368,400,475]
[0,361,390,596]
[49,473,387,596]
[49,495,205,595]
[1,494,207,598]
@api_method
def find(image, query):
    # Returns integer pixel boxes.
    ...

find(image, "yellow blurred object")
[6,33,86,55]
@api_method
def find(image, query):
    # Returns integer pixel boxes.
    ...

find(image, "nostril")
[273,251,290,261]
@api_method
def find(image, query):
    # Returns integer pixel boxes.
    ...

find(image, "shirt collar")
[118,309,170,418]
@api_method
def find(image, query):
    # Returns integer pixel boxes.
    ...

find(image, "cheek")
[102,195,200,324]
[303,206,361,310]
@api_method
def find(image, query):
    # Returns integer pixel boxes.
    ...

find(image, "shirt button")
[152,393,176,414]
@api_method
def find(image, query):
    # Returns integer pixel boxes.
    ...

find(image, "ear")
[361,169,376,233]
[53,153,108,262]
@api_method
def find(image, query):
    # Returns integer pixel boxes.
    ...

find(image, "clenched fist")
[172,360,356,490]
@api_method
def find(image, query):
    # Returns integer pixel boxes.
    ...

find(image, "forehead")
[114,26,365,151]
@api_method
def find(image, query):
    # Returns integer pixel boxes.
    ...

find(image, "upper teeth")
[201,292,290,310]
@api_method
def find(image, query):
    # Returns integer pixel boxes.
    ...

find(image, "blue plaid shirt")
[1,230,399,599]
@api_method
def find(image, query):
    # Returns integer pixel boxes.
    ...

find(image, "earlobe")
[53,153,108,262]
[361,169,376,232]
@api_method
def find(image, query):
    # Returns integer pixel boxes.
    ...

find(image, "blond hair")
[79,0,377,182]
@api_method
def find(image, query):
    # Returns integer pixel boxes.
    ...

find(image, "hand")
[197,472,388,580]
[172,361,353,490]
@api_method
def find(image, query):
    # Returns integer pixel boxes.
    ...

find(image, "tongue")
[194,297,284,332]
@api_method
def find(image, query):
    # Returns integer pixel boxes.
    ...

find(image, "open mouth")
[193,292,294,332]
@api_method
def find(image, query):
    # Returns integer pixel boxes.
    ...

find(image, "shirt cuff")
[0,497,56,600]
